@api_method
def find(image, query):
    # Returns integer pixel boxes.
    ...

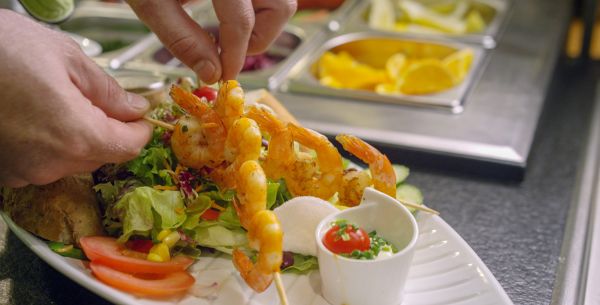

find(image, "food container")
[284,31,485,113]
[59,1,150,55]
[291,0,359,30]
[110,70,168,106]
[315,187,419,305]
[342,0,510,49]
[147,24,305,89]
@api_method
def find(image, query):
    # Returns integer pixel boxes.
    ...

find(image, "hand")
[0,10,153,187]
[127,0,297,83]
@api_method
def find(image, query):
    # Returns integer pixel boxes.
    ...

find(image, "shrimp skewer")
[285,123,343,200]
[336,134,396,204]
[170,85,227,169]
[213,80,245,131]
[233,160,267,229]
[232,210,283,293]
[245,105,295,181]
[210,118,262,189]
[232,161,283,293]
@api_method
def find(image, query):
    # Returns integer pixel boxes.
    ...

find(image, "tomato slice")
[200,209,220,221]
[322,224,370,254]
[80,236,193,274]
[90,262,195,297]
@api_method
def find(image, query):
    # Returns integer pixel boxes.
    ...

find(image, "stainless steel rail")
[551,82,600,305]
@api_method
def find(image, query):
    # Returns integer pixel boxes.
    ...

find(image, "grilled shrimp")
[170,85,227,168]
[232,210,283,292]
[210,118,262,189]
[284,124,343,200]
[245,105,295,180]
[234,160,267,229]
[213,80,245,131]
[336,134,396,202]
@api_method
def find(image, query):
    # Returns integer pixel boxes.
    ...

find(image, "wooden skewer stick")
[396,199,440,215]
[143,116,174,131]
[274,272,289,305]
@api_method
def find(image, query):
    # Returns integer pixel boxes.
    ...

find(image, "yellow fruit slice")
[385,53,408,80]
[317,51,387,90]
[375,83,398,95]
[442,48,474,84]
[397,59,455,95]
[465,10,486,33]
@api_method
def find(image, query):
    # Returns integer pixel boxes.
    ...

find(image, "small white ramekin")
[316,187,419,305]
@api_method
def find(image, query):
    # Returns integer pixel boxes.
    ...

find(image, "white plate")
[1,211,514,305]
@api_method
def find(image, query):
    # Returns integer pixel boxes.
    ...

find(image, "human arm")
[0,10,152,187]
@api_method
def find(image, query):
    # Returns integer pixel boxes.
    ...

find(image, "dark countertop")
[0,59,597,305]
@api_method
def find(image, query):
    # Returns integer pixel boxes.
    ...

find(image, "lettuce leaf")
[113,187,186,242]
[191,222,248,254]
[282,253,319,274]
[126,128,176,186]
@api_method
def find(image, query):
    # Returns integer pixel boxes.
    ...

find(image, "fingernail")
[193,60,218,84]
[127,92,150,112]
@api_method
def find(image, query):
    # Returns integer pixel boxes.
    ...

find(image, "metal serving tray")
[284,31,486,113]
[342,0,510,49]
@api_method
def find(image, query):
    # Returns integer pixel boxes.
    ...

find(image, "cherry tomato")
[322,223,370,254]
[192,86,217,102]
[90,262,195,297]
[200,209,220,221]
[126,239,154,253]
[80,236,193,274]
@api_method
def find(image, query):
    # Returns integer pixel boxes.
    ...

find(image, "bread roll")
[1,175,104,245]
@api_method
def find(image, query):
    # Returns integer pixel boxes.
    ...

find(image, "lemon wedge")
[397,59,455,95]
[375,83,398,95]
[318,51,387,90]
[385,53,408,80]
[442,48,474,84]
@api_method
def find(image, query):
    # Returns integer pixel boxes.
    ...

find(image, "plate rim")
[1,211,514,305]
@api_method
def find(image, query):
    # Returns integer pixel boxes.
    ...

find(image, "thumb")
[70,58,150,122]
[94,118,153,164]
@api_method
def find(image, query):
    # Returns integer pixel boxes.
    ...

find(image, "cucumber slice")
[18,0,74,24]
[396,184,423,213]
[393,164,410,185]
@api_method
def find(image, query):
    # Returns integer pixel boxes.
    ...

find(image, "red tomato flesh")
[322,224,370,254]
[200,209,220,221]
[80,236,193,274]
[126,239,154,253]
[193,86,217,102]
[90,262,195,297]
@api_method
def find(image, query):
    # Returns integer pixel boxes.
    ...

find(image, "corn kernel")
[163,231,181,248]
[149,243,171,262]
[147,253,164,262]
[157,229,171,241]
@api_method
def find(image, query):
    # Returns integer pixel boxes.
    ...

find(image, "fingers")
[127,0,221,83]
[70,58,150,122]
[93,118,153,164]
[249,0,297,54]
[212,0,255,80]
